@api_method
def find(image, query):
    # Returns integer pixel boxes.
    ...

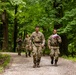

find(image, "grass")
[62,55,76,62]
[0,54,11,73]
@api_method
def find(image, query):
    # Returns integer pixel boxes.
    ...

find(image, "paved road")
[1,53,76,75]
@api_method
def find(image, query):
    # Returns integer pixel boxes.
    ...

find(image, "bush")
[0,54,10,73]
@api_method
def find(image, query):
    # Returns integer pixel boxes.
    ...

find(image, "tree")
[0,0,76,56]
[1,0,8,50]
[13,5,18,52]
[9,0,26,51]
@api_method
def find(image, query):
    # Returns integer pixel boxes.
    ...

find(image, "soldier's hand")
[41,44,44,48]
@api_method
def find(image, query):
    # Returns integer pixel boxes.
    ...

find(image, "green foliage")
[57,1,76,55]
[0,0,76,56]
[0,54,10,73]
[62,55,76,62]
[9,0,26,5]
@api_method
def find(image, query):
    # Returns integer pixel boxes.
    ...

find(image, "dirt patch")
[1,52,76,75]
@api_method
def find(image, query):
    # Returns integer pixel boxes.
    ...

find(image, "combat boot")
[33,64,36,68]
[37,64,40,68]
[29,51,31,57]
[37,62,40,68]
[37,58,40,68]
[33,58,36,68]
[55,60,58,66]
[18,52,21,56]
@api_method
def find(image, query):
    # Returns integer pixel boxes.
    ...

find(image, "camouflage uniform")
[16,37,23,56]
[48,34,62,65]
[24,37,32,57]
[30,31,45,67]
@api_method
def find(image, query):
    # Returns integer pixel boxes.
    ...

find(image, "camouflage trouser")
[32,44,42,66]
[50,47,60,61]
[17,45,22,55]
[25,45,31,57]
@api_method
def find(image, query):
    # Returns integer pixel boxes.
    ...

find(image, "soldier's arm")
[48,36,51,49]
[29,40,33,50]
[57,36,62,43]
[41,33,45,46]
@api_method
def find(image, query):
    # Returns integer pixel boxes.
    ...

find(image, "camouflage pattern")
[24,37,32,57]
[16,37,23,56]
[48,34,62,62]
[30,31,45,67]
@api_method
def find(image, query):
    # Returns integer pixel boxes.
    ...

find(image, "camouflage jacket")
[16,38,23,46]
[48,34,62,47]
[30,31,45,46]
[24,37,31,46]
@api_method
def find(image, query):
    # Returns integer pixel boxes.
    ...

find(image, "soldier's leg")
[16,47,19,55]
[36,46,42,67]
[17,46,19,55]
[18,50,21,56]
[18,49,20,55]
[32,45,37,68]
[28,50,31,57]
[24,47,27,57]
[17,46,21,56]
[19,47,22,56]
[33,53,36,68]
[50,48,54,64]
[54,48,59,66]
[25,46,29,57]
[37,55,41,67]
[27,47,30,57]
[43,49,45,56]
[26,50,28,57]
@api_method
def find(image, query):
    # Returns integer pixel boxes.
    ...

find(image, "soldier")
[16,36,23,56]
[24,34,32,57]
[30,26,45,68]
[48,29,62,66]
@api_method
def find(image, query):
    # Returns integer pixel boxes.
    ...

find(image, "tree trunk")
[0,24,3,50]
[60,34,68,56]
[2,10,8,50]
[13,5,18,52]
[53,0,68,55]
